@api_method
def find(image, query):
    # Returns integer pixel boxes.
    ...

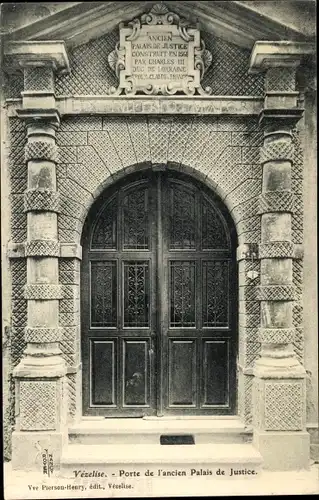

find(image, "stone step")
[68,417,251,445]
[60,443,263,479]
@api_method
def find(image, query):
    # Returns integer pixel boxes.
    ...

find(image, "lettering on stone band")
[108,3,212,96]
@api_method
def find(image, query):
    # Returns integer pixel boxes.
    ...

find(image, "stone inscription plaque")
[108,3,212,96]
[130,30,189,85]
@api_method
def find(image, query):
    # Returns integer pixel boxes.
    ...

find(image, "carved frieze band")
[260,142,294,164]
[24,284,63,300]
[24,189,60,213]
[25,327,62,343]
[25,239,60,257]
[258,191,294,214]
[259,241,295,259]
[256,284,296,301]
[25,142,58,162]
[258,327,295,344]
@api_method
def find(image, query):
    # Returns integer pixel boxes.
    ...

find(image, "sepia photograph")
[1,1,318,498]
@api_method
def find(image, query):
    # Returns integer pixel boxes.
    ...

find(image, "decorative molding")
[25,142,58,162]
[258,327,295,344]
[259,107,304,127]
[8,242,87,259]
[260,142,294,164]
[249,41,315,74]
[25,327,62,343]
[3,41,70,74]
[258,191,294,214]
[259,241,294,259]
[257,284,296,301]
[6,97,263,117]
[25,239,60,257]
[107,3,212,96]
[24,189,60,213]
[24,284,63,300]
[16,108,61,127]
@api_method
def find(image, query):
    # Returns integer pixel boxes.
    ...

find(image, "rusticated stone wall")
[6,112,305,433]
[4,31,264,99]
[3,27,310,465]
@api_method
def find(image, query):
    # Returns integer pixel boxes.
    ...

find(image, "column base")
[11,431,67,471]
[253,429,310,471]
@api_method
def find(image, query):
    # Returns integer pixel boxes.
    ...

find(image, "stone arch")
[56,115,262,424]
[56,114,263,246]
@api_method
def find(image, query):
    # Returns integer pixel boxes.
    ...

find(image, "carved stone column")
[5,42,70,470]
[249,42,314,470]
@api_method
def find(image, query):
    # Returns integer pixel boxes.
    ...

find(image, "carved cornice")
[1,1,313,50]
[16,108,60,128]
[3,41,70,74]
[249,41,315,74]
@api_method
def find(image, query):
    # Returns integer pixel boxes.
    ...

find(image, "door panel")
[169,261,196,328]
[202,339,229,407]
[123,339,150,406]
[82,171,237,416]
[91,340,116,406]
[161,175,236,415]
[168,339,197,407]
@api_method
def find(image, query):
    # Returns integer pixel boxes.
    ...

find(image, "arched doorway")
[81,170,238,416]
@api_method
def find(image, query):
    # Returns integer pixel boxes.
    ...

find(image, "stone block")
[28,162,57,190]
[260,301,292,328]
[11,431,67,471]
[253,430,310,470]
[261,259,292,285]
[261,213,291,242]
[263,162,292,191]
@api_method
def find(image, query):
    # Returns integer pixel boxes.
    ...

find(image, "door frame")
[81,169,238,417]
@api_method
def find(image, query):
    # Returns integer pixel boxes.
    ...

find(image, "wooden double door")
[82,171,237,416]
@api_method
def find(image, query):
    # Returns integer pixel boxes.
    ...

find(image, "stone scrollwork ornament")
[108,2,212,96]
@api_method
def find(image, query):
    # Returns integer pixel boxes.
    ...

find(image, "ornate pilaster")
[5,41,70,470]
[249,42,314,470]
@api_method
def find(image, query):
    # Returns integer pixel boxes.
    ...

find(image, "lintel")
[6,96,263,117]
